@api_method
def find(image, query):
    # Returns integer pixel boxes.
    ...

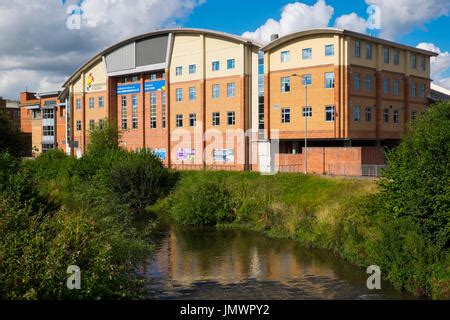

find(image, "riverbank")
[154,170,449,299]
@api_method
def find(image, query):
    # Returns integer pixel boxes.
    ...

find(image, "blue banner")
[117,83,141,95]
[145,80,166,92]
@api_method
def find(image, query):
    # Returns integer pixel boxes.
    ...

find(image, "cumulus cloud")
[242,0,334,44]
[334,13,367,34]
[416,42,450,89]
[0,0,204,99]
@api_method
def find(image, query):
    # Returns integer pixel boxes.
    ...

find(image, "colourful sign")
[153,148,167,161]
[86,73,94,92]
[177,149,196,162]
[213,149,235,163]
[117,84,141,95]
[144,80,166,92]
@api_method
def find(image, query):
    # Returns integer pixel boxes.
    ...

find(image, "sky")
[0,0,449,99]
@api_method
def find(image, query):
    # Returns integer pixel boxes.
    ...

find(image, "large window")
[394,48,400,65]
[393,80,400,96]
[281,77,291,92]
[353,106,361,122]
[393,110,399,125]
[98,96,104,108]
[42,144,55,153]
[366,43,372,60]
[176,66,183,76]
[383,78,390,94]
[302,74,312,86]
[89,97,95,109]
[355,40,361,58]
[354,73,361,90]
[121,96,127,130]
[365,106,373,122]
[302,107,312,118]
[420,56,426,71]
[176,114,183,127]
[325,106,335,122]
[411,54,417,69]
[132,95,138,129]
[189,87,197,101]
[384,47,390,64]
[212,84,220,98]
[411,82,417,97]
[189,113,197,127]
[189,64,196,74]
[150,93,157,129]
[212,61,220,71]
[281,108,291,123]
[176,88,183,102]
[325,72,335,88]
[43,109,54,119]
[227,59,235,69]
[76,99,81,110]
[325,44,334,56]
[43,126,54,136]
[227,111,236,125]
[365,75,373,91]
[76,120,82,131]
[420,83,426,98]
[89,120,95,131]
[302,48,312,60]
[384,109,389,123]
[281,51,290,63]
[227,83,236,97]
[212,112,220,126]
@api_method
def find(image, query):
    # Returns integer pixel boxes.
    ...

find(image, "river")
[144,224,416,300]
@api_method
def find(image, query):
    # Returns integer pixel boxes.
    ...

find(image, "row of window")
[175,59,236,76]
[281,106,335,123]
[354,40,426,71]
[76,119,106,131]
[281,73,335,92]
[76,97,104,110]
[280,44,335,62]
[118,73,165,84]
[175,83,236,101]
[175,111,236,128]
[352,74,426,97]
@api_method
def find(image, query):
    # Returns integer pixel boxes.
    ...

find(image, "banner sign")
[213,149,235,163]
[176,149,196,162]
[144,80,166,92]
[117,84,141,95]
[153,148,167,161]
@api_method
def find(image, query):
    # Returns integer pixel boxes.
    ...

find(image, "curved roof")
[63,28,262,87]
[262,28,438,57]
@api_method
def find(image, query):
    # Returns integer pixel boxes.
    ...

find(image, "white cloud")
[0,0,204,99]
[242,0,334,44]
[416,43,450,84]
[334,13,367,33]
[365,0,450,39]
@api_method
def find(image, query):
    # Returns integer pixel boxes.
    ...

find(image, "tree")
[0,111,23,156]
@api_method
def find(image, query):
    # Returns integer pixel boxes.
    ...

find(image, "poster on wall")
[153,148,167,161]
[213,149,235,163]
[144,80,166,92]
[117,83,141,95]
[176,149,196,162]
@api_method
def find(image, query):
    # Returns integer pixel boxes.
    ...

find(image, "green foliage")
[86,122,121,157]
[0,111,23,156]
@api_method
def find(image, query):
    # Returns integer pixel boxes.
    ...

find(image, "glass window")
[162,92,166,128]
[212,61,220,71]
[412,54,417,69]
[325,106,335,122]
[227,111,236,125]
[32,110,41,119]
[212,84,220,98]
[132,95,138,129]
[43,109,54,119]
[302,48,312,60]
[76,99,81,110]
[42,144,55,153]
[89,120,95,131]
[149,73,157,80]
[355,40,361,58]
[189,87,196,101]
[176,66,183,76]
[384,47,390,64]
[365,75,373,91]
[420,56,426,71]
[393,80,400,96]
[411,111,417,121]
[365,106,373,122]
[325,44,334,56]
[98,96,104,108]
[353,106,361,122]
[281,77,291,92]
[394,49,400,65]
[302,74,312,86]
[189,64,196,74]
[411,82,417,97]
[227,83,236,97]
[354,73,361,90]
[150,93,157,129]
[281,51,290,63]
[281,108,291,123]
[99,119,105,130]
[121,96,127,129]
[393,110,399,124]
[384,78,390,94]
[132,76,139,82]
[89,97,94,109]
[227,59,235,69]
[43,125,54,136]
[420,83,426,98]
[176,114,183,127]
[76,120,82,131]
[302,107,312,118]
[176,88,183,102]
[212,112,220,126]
[366,43,372,60]
[189,113,196,127]
[325,72,335,88]
[384,109,389,123]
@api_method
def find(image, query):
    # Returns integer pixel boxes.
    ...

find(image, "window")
[325,106,335,122]
[394,49,400,65]
[189,64,196,74]
[302,107,312,118]
[411,82,417,97]
[412,54,417,69]
[420,56,426,71]
[353,106,361,122]
[132,95,138,129]
[176,88,183,102]
[176,115,183,127]
[122,77,128,84]
[227,111,236,125]
[132,76,139,82]
[76,99,81,110]
[302,74,312,86]
[281,51,290,63]
[212,61,220,71]
[365,75,373,91]
[393,79,400,96]
[43,109,54,119]
[98,96,104,108]
[325,44,334,56]
[366,43,372,60]
[176,66,183,76]
[383,78,390,94]
[42,144,54,153]
[227,59,235,69]
[355,40,361,58]
[212,84,220,98]
[189,113,196,127]
[89,97,95,109]
[149,73,157,80]
[76,120,82,131]
[212,112,220,126]
[121,96,127,130]
[384,47,390,63]
[354,73,361,90]
[162,92,166,129]
[420,83,426,98]
[365,106,373,122]
[302,48,312,60]
[411,111,417,121]
[189,87,197,101]
[89,120,95,131]
[281,108,291,123]
[384,109,389,123]
[227,83,236,98]
[281,77,291,92]
[43,126,54,136]
[99,119,105,130]
[393,110,399,125]
[150,93,157,129]
[325,72,335,88]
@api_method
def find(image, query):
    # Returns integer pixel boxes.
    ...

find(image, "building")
[20,91,66,156]
[430,83,450,103]
[19,28,437,175]
[0,97,21,129]
[260,28,437,175]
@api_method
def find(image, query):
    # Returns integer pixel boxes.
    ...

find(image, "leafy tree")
[0,111,24,156]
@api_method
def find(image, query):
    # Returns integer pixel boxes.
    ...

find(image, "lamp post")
[293,74,308,174]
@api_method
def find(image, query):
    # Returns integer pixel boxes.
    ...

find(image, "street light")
[292,73,308,175]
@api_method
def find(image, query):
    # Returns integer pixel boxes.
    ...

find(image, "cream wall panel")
[83,60,107,92]
[170,34,204,83]
[205,36,243,78]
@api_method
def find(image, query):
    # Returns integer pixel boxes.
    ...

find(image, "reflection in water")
[145,225,415,300]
